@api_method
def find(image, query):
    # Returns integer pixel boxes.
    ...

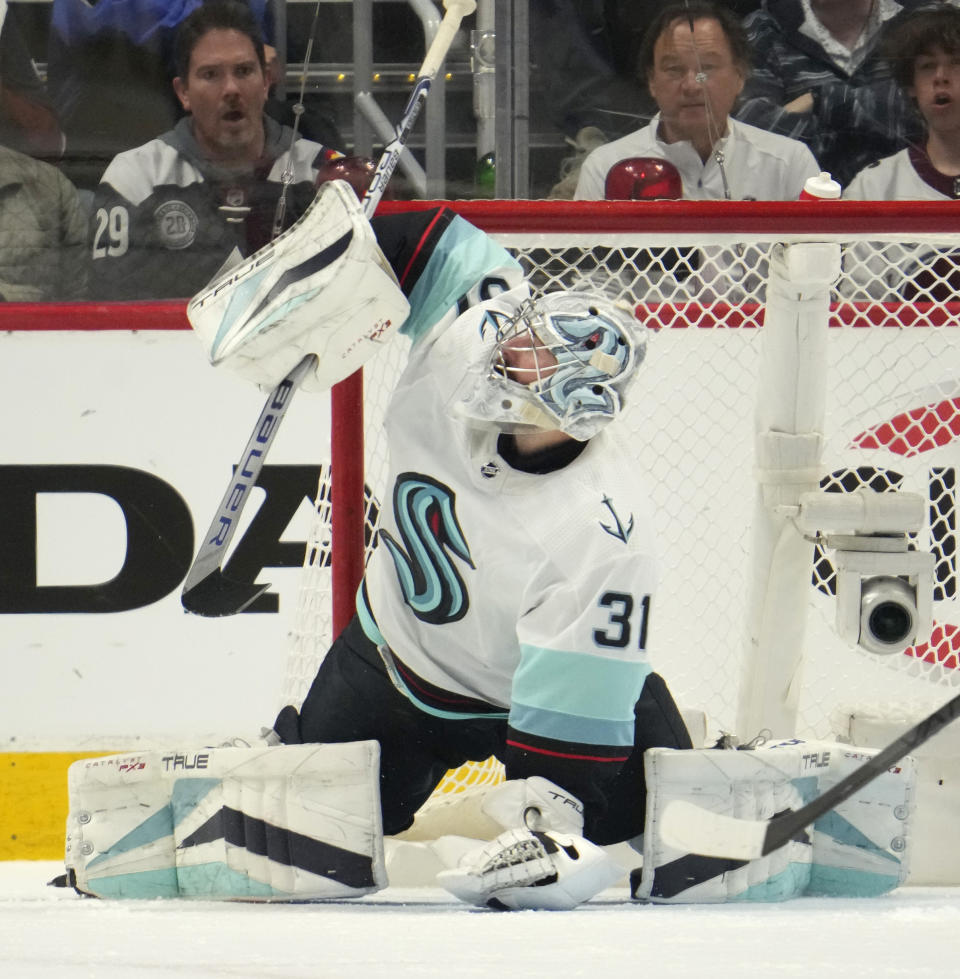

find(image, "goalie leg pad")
[636,741,916,903]
[188,179,410,393]
[437,828,625,911]
[65,741,386,901]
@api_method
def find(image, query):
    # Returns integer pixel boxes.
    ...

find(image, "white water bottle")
[799,171,841,200]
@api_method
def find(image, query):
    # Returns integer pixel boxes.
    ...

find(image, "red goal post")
[298,200,960,782]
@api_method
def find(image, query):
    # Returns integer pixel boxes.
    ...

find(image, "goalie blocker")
[187,180,410,393]
[62,741,386,901]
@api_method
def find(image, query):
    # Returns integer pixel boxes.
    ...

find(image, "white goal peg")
[773,172,843,288]
[795,488,926,536]
[779,241,841,285]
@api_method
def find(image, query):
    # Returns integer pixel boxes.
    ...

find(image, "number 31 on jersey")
[593,591,650,650]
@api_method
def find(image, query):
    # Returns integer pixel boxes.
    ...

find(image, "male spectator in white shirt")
[574,1,818,202]
[574,2,817,303]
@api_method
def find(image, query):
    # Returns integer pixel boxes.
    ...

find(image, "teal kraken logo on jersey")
[380,473,475,624]
[600,495,634,544]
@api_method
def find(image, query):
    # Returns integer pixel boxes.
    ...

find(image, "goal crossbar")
[377,198,960,239]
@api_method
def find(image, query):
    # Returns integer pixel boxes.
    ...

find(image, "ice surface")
[2,862,957,978]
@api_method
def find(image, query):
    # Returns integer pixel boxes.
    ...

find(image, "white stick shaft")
[420,1,476,79]
[659,800,767,861]
[182,354,318,598]
[362,0,476,215]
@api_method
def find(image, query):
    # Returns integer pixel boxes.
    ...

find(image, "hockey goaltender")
[58,178,918,910]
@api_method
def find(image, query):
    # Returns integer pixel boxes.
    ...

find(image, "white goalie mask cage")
[456,291,647,440]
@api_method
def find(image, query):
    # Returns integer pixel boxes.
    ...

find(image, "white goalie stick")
[660,688,960,861]
[181,0,477,616]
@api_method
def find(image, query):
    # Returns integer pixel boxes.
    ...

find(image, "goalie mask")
[456,292,645,441]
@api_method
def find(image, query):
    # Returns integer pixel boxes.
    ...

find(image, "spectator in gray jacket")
[735,0,927,186]
[0,143,88,300]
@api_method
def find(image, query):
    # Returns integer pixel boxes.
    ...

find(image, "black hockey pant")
[285,614,692,842]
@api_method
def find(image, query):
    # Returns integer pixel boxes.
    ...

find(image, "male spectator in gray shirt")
[88,1,340,300]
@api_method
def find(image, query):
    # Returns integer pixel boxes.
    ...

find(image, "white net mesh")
[281,202,960,800]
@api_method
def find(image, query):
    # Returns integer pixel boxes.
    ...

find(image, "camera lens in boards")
[869,601,913,645]
[860,576,918,654]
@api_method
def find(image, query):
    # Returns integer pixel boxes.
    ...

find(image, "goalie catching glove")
[187,179,410,393]
[438,827,625,911]
[435,778,624,910]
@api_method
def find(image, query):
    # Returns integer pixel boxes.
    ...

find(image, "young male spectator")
[87,0,340,300]
[574,2,818,201]
[847,4,960,200]
[735,0,927,187]
[844,4,960,300]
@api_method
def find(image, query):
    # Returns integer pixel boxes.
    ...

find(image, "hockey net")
[280,199,960,802]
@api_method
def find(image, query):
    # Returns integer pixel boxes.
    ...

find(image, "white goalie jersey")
[357,207,659,779]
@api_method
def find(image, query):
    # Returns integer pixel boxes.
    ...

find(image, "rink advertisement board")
[1,310,335,745]
[4,305,960,748]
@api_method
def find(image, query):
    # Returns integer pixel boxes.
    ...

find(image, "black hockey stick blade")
[181,568,270,617]
[181,354,317,616]
[660,688,960,861]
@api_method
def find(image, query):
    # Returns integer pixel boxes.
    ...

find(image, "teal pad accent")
[792,773,903,897]
[86,867,180,900]
[732,862,811,903]
[791,774,819,805]
[176,862,281,900]
[814,809,901,864]
[807,865,901,898]
[86,805,174,869]
[212,269,268,356]
[807,808,902,897]
[171,778,222,828]
[231,289,320,346]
